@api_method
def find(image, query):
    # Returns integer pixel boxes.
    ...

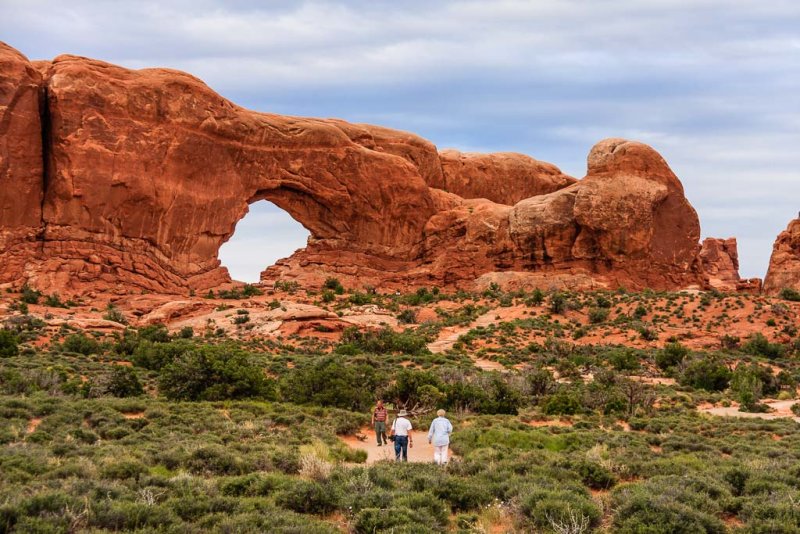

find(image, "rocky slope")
[764,218,800,295]
[1,42,716,294]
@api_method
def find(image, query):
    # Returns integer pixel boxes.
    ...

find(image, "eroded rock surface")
[0,42,715,294]
[764,218,800,295]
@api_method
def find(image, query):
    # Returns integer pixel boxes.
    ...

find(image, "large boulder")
[436,149,576,205]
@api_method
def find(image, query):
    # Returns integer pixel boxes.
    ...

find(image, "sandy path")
[699,399,800,423]
[427,310,497,354]
[339,427,452,465]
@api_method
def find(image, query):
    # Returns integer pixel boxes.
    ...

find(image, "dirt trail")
[699,399,800,423]
[427,310,497,354]
[339,427,452,465]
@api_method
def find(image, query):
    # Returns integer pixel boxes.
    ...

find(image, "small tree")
[0,330,19,357]
[106,366,144,397]
[730,367,764,412]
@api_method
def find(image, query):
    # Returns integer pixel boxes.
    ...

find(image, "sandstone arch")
[0,42,712,294]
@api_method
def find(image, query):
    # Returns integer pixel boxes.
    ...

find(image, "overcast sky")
[3,0,798,282]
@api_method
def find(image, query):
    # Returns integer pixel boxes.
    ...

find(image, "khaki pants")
[374,421,387,445]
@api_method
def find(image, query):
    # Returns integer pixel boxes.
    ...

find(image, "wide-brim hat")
[397,409,409,417]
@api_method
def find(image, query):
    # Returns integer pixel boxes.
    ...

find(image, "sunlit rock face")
[1,42,711,294]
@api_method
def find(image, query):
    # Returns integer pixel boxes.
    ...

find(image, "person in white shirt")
[427,409,453,465]
[391,409,413,461]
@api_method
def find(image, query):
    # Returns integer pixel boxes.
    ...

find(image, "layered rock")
[436,149,576,205]
[764,218,800,295]
[0,42,713,294]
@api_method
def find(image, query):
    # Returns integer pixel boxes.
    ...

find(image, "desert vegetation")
[2,284,800,532]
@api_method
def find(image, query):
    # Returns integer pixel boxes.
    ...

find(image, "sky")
[2,0,798,282]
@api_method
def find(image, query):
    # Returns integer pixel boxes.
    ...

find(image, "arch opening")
[218,200,311,283]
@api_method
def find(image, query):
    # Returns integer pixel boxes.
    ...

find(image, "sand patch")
[26,417,42,434]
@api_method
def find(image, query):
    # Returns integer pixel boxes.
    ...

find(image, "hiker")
[427,409,453,465]
[371,400,388,446]
[391,409,413,461]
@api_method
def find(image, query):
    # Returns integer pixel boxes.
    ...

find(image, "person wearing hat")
[427,409,453,465]
[390,409,413,461]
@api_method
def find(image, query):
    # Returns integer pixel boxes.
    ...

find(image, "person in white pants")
[427,409,453,465]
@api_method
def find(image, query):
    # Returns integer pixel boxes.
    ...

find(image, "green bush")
[275,479,339,515]
[542,389,582,415]
[280,356,380,411]
[158,345,275,401]
[779,288,800,302]
[588,307,609,324]
[657,342,688,370]
[433,477,493,512]
[20,284,41,304]
[743,333,786,359]
[323,277,345,294]
[521,487,601,530]
[106,366,144,397]
[679,355,731,391]
[61,333,101,355]
[340,326,427,355]
[0,330,19,357]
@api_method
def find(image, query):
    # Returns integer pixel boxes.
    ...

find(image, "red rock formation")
[764,218,800,295]
[699,237,761,293]
[0,43,43,283]
[436,149,576,205]
[0,42,712,294]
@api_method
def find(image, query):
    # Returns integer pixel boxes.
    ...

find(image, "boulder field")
[0,42,770,295]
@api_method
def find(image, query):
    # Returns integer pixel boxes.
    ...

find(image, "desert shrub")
[0,330,19,357]
[657,342,689,370]
[550,292,567,314]
[20,284,41,304]
[321,290,335,303]
[186,445,247,475]
[611,476,729,534]
[340,326,427,355]
[159,345,275,401]
[573,460,617,489]
[138,323,171,343]
[397,309,418,324]
[588,307,609,324]
[103,303,128,324]
[323,277,345,294]
[607,348,641,372]
[132,339,192,370]
[542,389,582,415]
[743,333,786,359]
[219,473,287,497]
[61,332,101,355]
[106,366,144,397]
[779,288,800,302]
[280,356,380,411]
[354,507,436,534]
[521,487,601,530]
[679,355,731,391]
[275,479,339,515]
[433,477,493,512]
[101,459,148,480]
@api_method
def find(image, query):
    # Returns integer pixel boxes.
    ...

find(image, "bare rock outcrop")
[436,149,576,205]
[699,237,761,293]
[0,42,713,294]
[764,218,800,295]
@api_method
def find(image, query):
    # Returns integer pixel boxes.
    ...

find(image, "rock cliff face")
[0,42,713,294]
[0,43,44,284]
[764,218,800,295]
